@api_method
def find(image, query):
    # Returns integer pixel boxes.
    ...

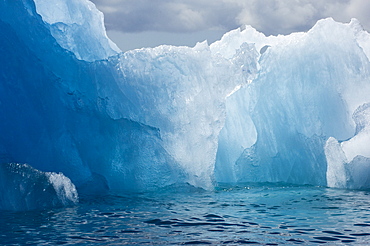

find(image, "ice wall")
[1,0,249,196]
[115,42,258,188]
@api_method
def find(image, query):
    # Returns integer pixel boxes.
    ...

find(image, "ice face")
[0,0,224,193]
[1,0,370,207]
[0,0,182,195]
[0,163,78,211]
[115,42,258,188]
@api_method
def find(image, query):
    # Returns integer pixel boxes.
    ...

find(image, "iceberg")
[1,0,370,211]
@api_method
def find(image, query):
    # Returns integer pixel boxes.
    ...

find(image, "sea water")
[1,184,370,245]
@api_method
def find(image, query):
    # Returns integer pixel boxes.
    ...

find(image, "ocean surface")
[1,184,370,245]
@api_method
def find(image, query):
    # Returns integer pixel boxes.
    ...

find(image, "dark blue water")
[1,184,370,245]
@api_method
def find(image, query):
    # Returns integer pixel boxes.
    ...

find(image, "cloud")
[90,0,240,32]
[233,0,349,35]
[343,0,370,30]
[90,0,370,35]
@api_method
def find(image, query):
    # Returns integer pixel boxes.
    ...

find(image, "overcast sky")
[90,0,370,52]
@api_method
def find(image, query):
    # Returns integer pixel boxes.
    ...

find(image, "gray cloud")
[236,0,370,35]
[89,0,370,51]
[90,0,370,35]
[90,0,240,33]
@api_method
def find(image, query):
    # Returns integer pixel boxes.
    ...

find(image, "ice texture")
[0,163,78,211]
[0,0,214,193]
[1,0,370,208]
[215,18,370,188]
[33,0,120,61]
[325,103,370,189]
[116,42,258,188]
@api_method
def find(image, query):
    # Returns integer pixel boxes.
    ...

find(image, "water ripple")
[1,185,370,245]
